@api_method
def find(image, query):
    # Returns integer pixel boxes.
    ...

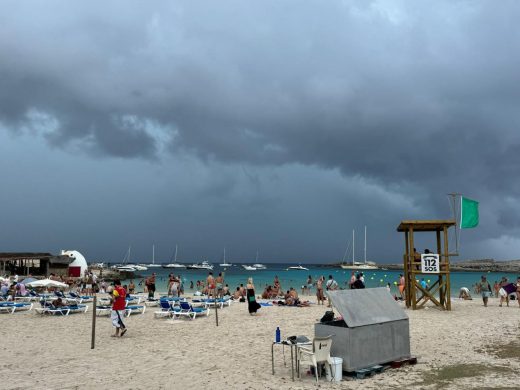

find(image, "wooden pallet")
[390,356,418,369]
[349,365,386,379]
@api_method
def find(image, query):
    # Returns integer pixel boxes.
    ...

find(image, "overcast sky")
[1,1,519,263]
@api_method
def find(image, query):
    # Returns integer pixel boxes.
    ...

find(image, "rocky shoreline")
[327,259,520,273]
[383,259,520,273]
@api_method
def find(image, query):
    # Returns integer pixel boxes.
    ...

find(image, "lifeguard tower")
[397,220,456,311]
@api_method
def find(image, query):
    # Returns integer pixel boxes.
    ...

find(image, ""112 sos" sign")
[421,254,440,273]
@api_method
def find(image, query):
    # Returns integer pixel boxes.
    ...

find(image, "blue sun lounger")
[178,301,209,320]
[0,302,34,314]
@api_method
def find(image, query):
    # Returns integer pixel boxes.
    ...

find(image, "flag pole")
[447,193,461,255]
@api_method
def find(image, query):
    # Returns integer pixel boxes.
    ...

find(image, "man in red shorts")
[111,279,127,337]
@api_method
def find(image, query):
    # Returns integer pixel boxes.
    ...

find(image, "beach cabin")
[315,288,410,371]
[62,250,88,277]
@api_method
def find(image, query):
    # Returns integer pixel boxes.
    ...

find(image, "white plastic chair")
[297,336,333,382]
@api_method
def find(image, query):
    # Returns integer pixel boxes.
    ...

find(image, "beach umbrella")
[20,277,37,285]
[26,279,68,288]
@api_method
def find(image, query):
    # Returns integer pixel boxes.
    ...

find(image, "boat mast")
[152,244,155,265]
[174,245,178,262]
[224,247,226,263]
[364,226,367,264]
[352,230,355,265]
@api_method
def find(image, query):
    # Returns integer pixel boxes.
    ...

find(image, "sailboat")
[252,251,266,269]
[340,227,378,270]
[145,245,162,268]
[163,245,186,269]
[219,247,233,267]
[114,246,147,272]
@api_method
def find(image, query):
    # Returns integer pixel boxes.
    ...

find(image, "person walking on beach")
[147,273,156,299]
[398,274,405,300]
[111,280,127,337]
[316,276,325,305]
[215,272,224,298]
[479,275,492,307]
[207,272,215,298]
[326,275,338,291]
[349,271,355,289]
[246,277,261,315]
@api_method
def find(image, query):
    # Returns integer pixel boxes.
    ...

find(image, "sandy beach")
[1,294,519,390]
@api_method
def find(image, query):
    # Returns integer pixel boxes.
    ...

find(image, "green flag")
[461,197,479,228]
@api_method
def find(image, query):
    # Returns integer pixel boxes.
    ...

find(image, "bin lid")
[326,288,408,327]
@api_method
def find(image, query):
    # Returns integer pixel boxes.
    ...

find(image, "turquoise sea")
[120,263,519,296]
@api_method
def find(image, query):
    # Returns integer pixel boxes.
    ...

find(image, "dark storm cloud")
[1,1,520,252]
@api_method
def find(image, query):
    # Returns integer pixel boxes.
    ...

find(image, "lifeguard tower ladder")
[397,220,456,311]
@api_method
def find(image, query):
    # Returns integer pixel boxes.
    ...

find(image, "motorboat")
[242,265,257,271]
[163,263,186,269]
[253,264,266,270]
[187,261,214,270]
[287,265,309,271]
[115,265,137,272]
[128,264,148,271]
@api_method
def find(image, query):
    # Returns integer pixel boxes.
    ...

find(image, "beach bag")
[320,310,334,323]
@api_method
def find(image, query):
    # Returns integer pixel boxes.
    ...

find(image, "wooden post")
[436,230,444,306]
[443,226,451,310]
[91,295,97,349]
[404,231,409,307]
[409,227,416,309]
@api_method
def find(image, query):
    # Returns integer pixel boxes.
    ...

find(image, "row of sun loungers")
[0,302,34,314]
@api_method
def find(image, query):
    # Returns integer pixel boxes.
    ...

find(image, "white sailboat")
[163,245,185,269]
[219,247,233,267]
[340,227,378,270]
[252,251,266,269]
[146,245,162,268]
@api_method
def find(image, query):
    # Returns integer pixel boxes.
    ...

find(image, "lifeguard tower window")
[397,220,456,311]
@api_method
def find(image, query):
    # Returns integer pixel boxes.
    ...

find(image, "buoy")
[380,279,383,283]
[393,281,398,285]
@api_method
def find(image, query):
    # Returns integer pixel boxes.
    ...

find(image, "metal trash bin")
[315,288,410,371]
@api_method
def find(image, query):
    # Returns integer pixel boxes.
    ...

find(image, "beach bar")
[0,252,72,276]
[315,288,410,371]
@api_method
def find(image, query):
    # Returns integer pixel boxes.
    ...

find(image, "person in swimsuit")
[246,277,261,315]
[398,274,405,300]
[215,272,224,298]
[207,272,215,298]
[479,275,492,307]
[316,276,325,305]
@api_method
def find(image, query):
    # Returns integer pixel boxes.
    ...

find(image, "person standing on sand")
[349,271,355,289]
[479,275,492,307]
[493,281,500,298]
[111,280,127,337]
[215,272,224,298]
[147,273,156,299]
[207,272,215,298]
[246,277,261,315]
[398,274,405,300]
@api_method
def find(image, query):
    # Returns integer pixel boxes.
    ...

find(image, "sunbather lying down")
[272,297,311,307]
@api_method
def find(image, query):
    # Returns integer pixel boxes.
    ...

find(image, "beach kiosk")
[315,288,410,371]
[397,220,455,310]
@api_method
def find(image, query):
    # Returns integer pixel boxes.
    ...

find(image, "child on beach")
[111,280,127,338]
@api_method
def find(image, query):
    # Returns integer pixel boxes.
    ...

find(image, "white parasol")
[26,279,69,288]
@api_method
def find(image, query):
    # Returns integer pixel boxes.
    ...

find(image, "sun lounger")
[125,305,146,316]
[0,302,34,313]
[96,305,112,316]
[154,299,181,318]
[126,295,142,305]
[68,292,94,303]
[177,301,209,320]
[35,301,87,315]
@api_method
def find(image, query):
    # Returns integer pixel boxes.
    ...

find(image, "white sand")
[1,295,519,389]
